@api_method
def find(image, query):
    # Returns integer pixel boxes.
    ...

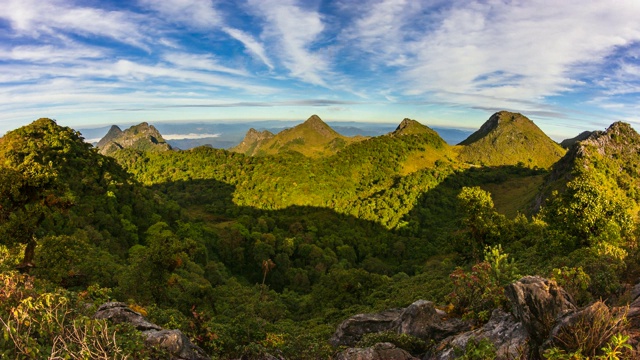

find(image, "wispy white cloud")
[248,0,330,86]
[1,0,150,49]
[138,0,221,29]
[222,27,274,70]
[162,52,249,76]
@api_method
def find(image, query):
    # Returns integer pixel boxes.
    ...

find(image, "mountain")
[390,118,441,137]
[457,111,565,169]
[536,121,640,252]
[97,122,172,155]
[230,128,275,155]
[559,131,594,149]
[96,125,122,148]
[230,115,365,157]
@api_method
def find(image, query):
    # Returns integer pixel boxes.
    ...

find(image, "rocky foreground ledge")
[330,276,640,360]
[93,302,210,360]
[91,276,640,360]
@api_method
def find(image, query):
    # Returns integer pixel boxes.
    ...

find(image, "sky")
[1,0,640,140]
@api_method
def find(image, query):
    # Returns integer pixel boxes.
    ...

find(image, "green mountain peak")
[457,111,565,168]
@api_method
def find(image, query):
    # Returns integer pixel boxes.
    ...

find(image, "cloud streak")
[0,0,639,137]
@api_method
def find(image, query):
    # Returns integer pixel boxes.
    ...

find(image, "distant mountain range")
[80,120,474,149]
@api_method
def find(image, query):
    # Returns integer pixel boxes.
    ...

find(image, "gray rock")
[330,309,404,347]
[94,302,210,360]
[93,302,161,331]
[335,342,419,360]
[144,329,210,360]
[505,276,576,347]
[429,309,529,360]
[390,300,470,343]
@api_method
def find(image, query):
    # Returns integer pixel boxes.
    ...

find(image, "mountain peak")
[300,115,337,138]
[391,118,433,136]
[97,122,171,155]
[96,125,123,148]
[231,115,364,157]
[457,111,565,168]
[459,111,530,146]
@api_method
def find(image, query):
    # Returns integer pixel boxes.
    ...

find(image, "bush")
[546,301,628,358]
[447,245,519,322]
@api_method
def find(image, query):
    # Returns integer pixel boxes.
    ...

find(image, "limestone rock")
[330,309,404,347]
[390,300,470,342]
[505,276,576,347]
[430,309,529,360]
[94,302,210,360]
[335,342,418,360]
[93,302,161,331]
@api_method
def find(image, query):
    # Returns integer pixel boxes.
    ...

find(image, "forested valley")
[2,112,640,359]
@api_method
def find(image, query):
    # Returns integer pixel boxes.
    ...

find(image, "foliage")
[453,337,497,360]
[544,333,634,360]
[3,117,640,359]
[545,301,628,358]
[551,266,592,306]
[0,271,151,359]
[447,245,519,322]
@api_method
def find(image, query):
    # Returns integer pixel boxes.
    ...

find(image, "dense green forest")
[2,114,640,359]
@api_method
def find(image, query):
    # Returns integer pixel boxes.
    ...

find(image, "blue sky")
[1,0,639,139]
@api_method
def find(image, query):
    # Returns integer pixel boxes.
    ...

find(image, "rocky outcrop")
[332,277,595,359]
[334,342,418,360]
[97,122,172,155]
[330,308,404,347]
[542,301,627,357]
[94,302,209,360]
[330,300,470,348]
[390,300,469,343]
[430,309,529,360]
[505,276,576,348]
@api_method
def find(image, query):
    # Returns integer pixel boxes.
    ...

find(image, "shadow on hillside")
[401,165,547,245]
[148,178,424,281]
[146,164,547,282]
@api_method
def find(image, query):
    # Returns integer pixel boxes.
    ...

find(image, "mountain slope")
[457,111,565,169]
[229,128,275,155]
[537,121,640,251]
[96,125,123,148]
[97,122,172,155]
[231,115,365,157]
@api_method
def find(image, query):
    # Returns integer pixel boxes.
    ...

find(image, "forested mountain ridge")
[98,121,172,155]
[457,111,566,168]
[230,114,366,157]
[3,115,640,359]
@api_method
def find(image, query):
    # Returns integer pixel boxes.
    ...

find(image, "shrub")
[447,245,519,322]
[546,301,627,358]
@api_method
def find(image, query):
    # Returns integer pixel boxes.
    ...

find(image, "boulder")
[93,302,161,331]
[330,308,404,347]
[429,309,529,360]
[94,302,210,360]
[335,342,418,360]
[390,300,470,342]
[505,276,576,347]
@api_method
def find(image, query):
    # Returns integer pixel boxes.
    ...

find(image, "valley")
[1,112,639,359]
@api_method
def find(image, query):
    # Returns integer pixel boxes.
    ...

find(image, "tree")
[457,187,505,259]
